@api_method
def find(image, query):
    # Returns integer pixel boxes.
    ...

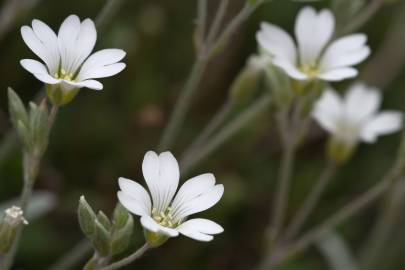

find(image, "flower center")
[54,69,74,81]
[299,64,319,78]
[151,207,179,228]
[336,118,360,144]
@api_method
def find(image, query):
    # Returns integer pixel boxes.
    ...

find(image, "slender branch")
[258,169,398,270]
[180,100,235,165]
[196,0,208,46]
[48,240,92,270]
[268,114,296,245]
[206,0,229,46]
[359,179,405,270]
[158,59,208,151]
[180,95,271,173]
[339,0,384,35]
[158,0,266,151]
[95,0,126,31]
[284,160,338,242]
[1,105,59,270]
[99,244,150,270]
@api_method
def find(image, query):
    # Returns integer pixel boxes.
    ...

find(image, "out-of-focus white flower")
[4,206,28,226]
[118,151,224,245]
[20,15,126,92]
[256,6,370,81]
[313,83,403,146]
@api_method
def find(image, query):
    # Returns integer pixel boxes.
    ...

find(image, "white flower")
[117,151,224,243]
[4,206,28,226]
[20,15,126,91]
[312,83,403,145]
[256,6,370,81]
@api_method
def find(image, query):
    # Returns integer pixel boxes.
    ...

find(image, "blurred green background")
[1,0,405,269]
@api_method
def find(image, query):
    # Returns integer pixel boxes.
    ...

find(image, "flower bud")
[92,219,111,257]
[113,203,128,227]
[264,64,293,109]
[97,211,111,231]
[0,206,28,253]
[46,84,79,106]
[78,196,97,238]
[8,88,29,130]
[111,213,133,255]
[229,55,268,104]
[144,229,169,248]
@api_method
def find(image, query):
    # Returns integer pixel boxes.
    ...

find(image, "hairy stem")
[180,100,235,165]
[99,244,150,270]
[180,95,271,173]
[284,160,338,242]
[259,169,398,270]
[267,109,296,245]
[158,0,265,151]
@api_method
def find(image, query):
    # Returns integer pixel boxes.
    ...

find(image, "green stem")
[259,172,395,270]
[99,244,150,270]
[339,0,384,35]
[158,58,208,151]
[1,153,38,270]
[1,105,59,270]
[268,132,296,246]
[180,95,271,173]
[283,160,338,242]
[265,105,299,248]
[359,179,405,270]
[158,0,265,151]
[47,239,92,270]
[180,100,235,165]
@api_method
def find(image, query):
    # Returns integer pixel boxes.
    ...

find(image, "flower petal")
[20,59,60,84]
[273,58,308,80]
[31,19,59,73]
[360,111,403,143]
[58,15,81,74]
[176,218,223,242]
[76,49,126,81]
[344,83,381,123]
[118,177,151,216]
[317,67,358,81]
[21,25,57,73]
[256,22,297,64]
[118,192,149,216]
[320,34,370,71]
[140,215,179,237]
[73,79,103,90]
[171,173,215,214]
[295,7,335,66]
[141,151,180,212]
[78,63,126,80]
[67,18,97,74]
[172,183,224,221]
[312,88,343,134]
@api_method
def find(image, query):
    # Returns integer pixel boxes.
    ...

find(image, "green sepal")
[112,203,129,229]
[46,84,79,106]
[97,211,111,232]
[92,220,111,257]
[327,137,357,164]
[78,196,97,238]
[144,229,169,248]
[7,87,29,128]
[111,214,133,255]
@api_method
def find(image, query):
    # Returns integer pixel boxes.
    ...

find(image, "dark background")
[1,0,405,269]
